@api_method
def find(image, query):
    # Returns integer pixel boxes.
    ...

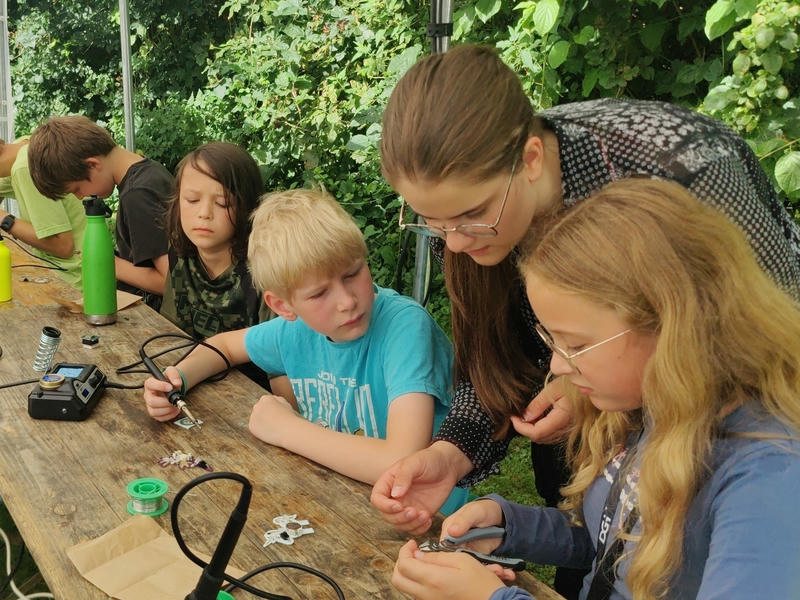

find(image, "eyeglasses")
[397,160,518,239]
[534,323,632,375]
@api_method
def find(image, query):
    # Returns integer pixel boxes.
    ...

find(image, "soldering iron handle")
[141,354,184,406]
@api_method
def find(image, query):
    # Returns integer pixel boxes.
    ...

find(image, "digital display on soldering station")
[55,365,84,378]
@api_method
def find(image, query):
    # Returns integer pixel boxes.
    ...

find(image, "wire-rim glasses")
[397,160,518,239]
[534,323,632,375]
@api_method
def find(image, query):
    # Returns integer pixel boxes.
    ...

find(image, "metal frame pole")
[118,0,135,151]
[1,0,17,214]
[411,0,452,304]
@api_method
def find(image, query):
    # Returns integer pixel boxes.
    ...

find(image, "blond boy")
[142,188,467,512]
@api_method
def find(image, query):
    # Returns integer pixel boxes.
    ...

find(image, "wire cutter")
[418,525,525,571]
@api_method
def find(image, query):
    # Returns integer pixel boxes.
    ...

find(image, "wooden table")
[0,242,565,600]
[1,239,82,309]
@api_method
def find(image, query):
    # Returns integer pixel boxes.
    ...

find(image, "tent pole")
[0,0,17,215]
[411,0,452,305]
[118,0,135,151]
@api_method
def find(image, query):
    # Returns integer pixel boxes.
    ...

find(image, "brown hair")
[519,178,800,599]
[168,142,263,263]
[27,115,116,199]
[380,44,545,435]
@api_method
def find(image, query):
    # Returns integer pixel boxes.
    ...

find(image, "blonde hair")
[248,188,367,298]
[518,178,800,599]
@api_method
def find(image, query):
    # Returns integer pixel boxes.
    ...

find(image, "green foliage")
[701,0,800,202]
[452,0,721,109]
[6,0,799,327]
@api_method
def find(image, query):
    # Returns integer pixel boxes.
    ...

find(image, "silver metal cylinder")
[32,326,61,372]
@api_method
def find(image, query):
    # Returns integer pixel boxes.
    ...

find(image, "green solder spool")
[126,478,169,517]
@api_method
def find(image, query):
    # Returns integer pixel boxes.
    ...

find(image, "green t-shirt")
[0,142,86,287]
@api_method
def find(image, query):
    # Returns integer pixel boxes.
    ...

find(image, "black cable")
[116,340,197,374]
[104,380,143,390]
[0,532,26,596]
[0,378,38,390]
[222,563,345,599]
[3,236,67,271]
[129,334,232,385]
[172,472,345,600]
[12,264,62,270]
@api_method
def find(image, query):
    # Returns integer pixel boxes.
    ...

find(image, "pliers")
[418,525,525,571]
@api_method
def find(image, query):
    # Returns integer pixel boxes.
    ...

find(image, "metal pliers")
[418,526,525,571]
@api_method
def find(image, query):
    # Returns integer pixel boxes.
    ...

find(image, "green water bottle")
[82,196,117,325]
[0,234,11,302]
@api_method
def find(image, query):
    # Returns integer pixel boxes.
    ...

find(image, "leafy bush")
[702,0,800,206]
[7,0,799,322]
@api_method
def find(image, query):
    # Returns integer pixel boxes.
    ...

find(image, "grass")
[0,498,51,600]
[470,435,557,586]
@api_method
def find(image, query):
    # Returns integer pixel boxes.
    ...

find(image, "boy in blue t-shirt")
[143,188,467,513]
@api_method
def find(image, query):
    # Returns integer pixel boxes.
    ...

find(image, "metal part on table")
[263,514,314,547]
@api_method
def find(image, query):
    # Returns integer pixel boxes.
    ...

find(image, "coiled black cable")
[171,472,345,600]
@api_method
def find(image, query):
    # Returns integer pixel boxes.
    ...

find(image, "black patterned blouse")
[433,98,800,485]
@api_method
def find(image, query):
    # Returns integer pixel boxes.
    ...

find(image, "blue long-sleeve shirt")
[489,403,800,599]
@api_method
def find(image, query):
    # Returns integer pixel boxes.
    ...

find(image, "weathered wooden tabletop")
[0,241,564,600]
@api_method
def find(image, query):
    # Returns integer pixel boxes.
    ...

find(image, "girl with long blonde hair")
[373,51,800,600]
[392,178,800,600]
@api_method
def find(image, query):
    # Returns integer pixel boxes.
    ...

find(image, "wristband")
[175,368,188,396]
[0,214,16,233]
[161,366,188,395]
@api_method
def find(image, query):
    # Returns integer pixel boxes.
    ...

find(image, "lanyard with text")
[585,429,643,600]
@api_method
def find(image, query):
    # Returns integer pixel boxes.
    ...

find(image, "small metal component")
[175,400,201,429]
[263,514,314,547]
[418,526,525,571]
[39,373,66,390]
[158,450,212,471]
[81,334,99,348]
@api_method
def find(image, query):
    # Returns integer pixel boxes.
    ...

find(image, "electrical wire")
[172,472,345,600]
[127,334,232,385]
[0,524,24,595]
[3,236,67,272]
[0,526,54,599]
[222,563,345,599]
[0,379,37,390]
[115,339,197,375]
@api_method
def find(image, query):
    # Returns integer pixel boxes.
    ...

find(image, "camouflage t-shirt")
[160,254,269,339]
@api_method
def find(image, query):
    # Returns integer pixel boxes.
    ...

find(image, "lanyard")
[585,431,642,600]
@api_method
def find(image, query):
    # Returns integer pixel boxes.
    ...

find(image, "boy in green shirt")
[0,138,85,286]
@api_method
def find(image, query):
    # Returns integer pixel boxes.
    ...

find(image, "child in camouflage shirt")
[160,141,270,338]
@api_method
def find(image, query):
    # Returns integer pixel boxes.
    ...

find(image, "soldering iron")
[140,349,201,428]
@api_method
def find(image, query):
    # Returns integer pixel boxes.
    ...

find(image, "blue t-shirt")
[244,285,468,513]
[488,402,800,599]
[245,285,453,436]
